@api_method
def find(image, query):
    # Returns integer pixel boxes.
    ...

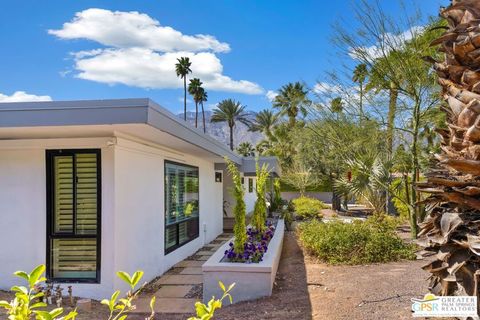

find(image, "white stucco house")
[0,98,280,299]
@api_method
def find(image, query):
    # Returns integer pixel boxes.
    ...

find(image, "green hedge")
[297,217,416,264]
[292,196,328,219]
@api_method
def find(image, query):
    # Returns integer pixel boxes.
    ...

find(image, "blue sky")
[0,0,446,114]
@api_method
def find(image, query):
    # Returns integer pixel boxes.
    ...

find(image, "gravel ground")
[0,231,449,320]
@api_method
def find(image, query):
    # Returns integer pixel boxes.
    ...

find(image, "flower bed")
[202,219,285,304]
[223,222,276,263]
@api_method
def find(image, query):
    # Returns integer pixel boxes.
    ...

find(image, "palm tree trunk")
[201,102,206,133]
[229,125,234,150]
[386,82,398,155]
[195,102,198,128]
[183,77,187,121]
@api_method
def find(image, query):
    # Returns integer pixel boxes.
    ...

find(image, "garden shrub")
[297,217,415,265]
[292,196,327,219]
[225,157,247,254]
[251,161,270,232]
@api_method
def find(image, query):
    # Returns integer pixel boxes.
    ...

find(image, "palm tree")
[417,1,480,301]
[188,78,202,128]
[198,88,208,133]
[273,82,311,127]
[236,142,255,157]
[330,97,343,114]
[352,63,368,118]
[211,99,251,150]
[175,57,192,121]
[249,109,279,140]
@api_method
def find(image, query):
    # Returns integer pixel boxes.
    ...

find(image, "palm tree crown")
[249,109,279,140]
[273,82,311,126]
[175,57,192,121]
[211,99,251,150]
[236,142,255,157]
[188,78,202,128]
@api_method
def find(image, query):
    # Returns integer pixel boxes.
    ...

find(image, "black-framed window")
[46,149,101,283]
[165,161,199,254]
[248,178,254,193]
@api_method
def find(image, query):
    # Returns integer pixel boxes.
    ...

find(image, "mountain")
[177,111,263,150]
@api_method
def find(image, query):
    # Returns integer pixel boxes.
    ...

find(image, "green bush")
[292,196,327,219]
[297,217,416,265]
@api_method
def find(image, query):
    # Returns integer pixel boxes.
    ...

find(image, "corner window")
[248,178,254,193]
[165,161,199,254]
[46,150,101,283]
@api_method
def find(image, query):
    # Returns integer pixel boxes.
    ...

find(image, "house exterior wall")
[0,136,223,299]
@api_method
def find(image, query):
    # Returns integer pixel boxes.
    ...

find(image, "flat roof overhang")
[0,98,242,164]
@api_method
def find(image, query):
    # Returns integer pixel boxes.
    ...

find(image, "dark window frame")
[164,160,200,255]
[248,178,254,193]
[46,149,102,284]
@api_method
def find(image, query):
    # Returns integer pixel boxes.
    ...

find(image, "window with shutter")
[164,161,199,254]
[46,149,101,283]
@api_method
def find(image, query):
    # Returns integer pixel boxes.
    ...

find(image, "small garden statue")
[55,285,63,307]
[68,285,74,307]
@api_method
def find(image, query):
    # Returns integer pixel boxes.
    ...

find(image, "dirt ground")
[0,232,443,320]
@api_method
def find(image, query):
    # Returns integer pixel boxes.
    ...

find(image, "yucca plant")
[417,0,480,303]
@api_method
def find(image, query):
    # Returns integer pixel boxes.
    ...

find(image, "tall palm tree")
[352,63,368,118]
[236,142,255,157]
[249,109,279,140]
[211,99,251,150]
[273,82,311,127]
[199,88,208,133]
[175,57,192,121]
[417,0,480,302]
[188,78,202,128]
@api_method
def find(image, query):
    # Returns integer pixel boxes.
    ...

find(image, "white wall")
[0,136,224,300]
[0,138,116,300]
[111,138,223,293]
[244,177,256,215]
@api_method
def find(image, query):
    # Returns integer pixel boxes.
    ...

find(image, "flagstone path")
[133,233,233,315]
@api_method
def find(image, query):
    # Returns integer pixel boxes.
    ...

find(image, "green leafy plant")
[226,157,247,254]
[251,160,270,232]
[269,178,283,213]
[0,265,78,320]
[102,271,155,320]
[292,196,327,220]
[188,281,235,320]
[297,218,415,264]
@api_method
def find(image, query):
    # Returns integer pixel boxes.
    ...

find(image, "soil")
[0,231,446,320]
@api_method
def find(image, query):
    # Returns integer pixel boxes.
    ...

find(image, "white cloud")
[49,8,230,53]
[313,82,342,95]
[73,48,263,94]
[0,91,52,102]
[349,26,424,61]
[50,8,262,95]
[266,90,278,102]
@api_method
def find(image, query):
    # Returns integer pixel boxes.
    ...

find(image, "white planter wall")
[202,219,285,304]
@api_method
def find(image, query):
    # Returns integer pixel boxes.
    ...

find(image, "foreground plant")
[0,265,77,320]
[0,266,155,320]
[102,271,155,320]
[188,282,235,320]
[417,0,480,300]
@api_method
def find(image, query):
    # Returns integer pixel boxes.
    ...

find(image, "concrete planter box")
[202,219,285,304]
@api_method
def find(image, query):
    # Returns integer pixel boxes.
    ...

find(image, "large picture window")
[46,149,101,283]
[165,161,199,254]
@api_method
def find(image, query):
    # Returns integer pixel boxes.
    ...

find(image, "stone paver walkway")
[133,233,232,315]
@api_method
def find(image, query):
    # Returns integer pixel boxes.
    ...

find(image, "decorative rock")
[76,299,92,311]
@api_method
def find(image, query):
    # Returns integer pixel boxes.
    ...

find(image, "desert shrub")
[292,196,327,219]
[297,218,415,265]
